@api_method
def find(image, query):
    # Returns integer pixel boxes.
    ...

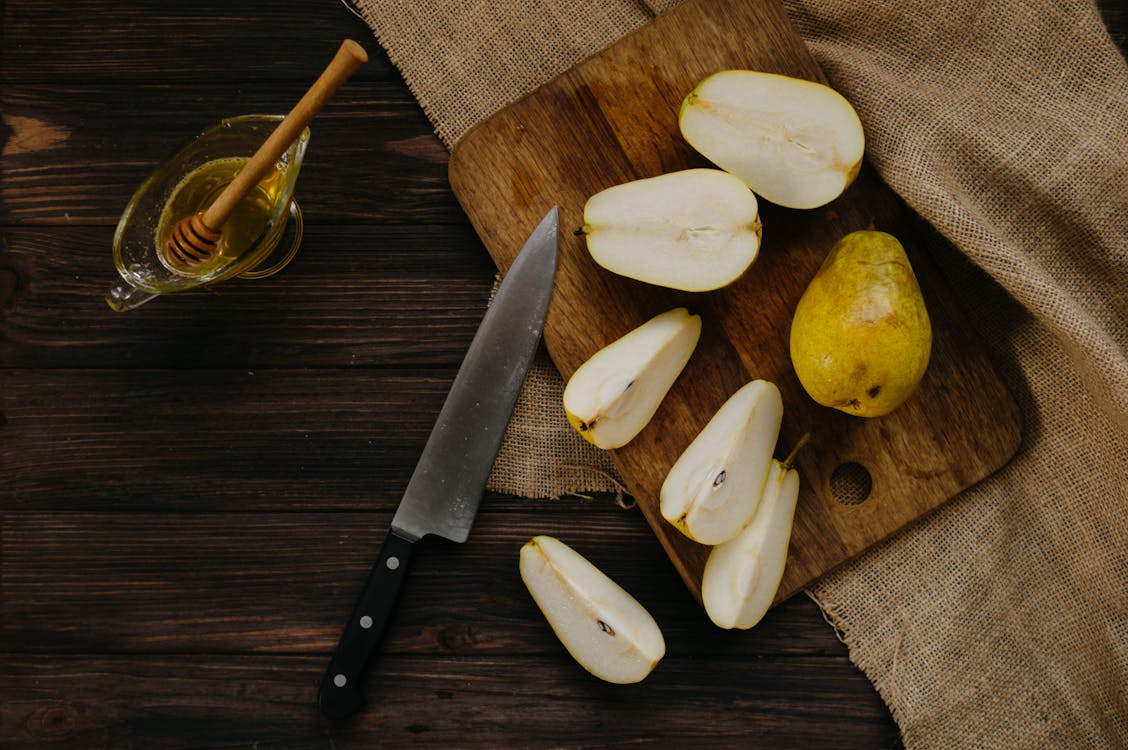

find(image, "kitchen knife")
[318,206,559,720]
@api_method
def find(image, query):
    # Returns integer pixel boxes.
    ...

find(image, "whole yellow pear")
[789,230,931,417]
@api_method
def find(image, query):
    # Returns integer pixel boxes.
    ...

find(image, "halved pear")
[519,535,666,684]
[679,70,865,209]
[563,307,702,449]
[701,459,800,629]
[581,168,762,291]
[660,379,783,545]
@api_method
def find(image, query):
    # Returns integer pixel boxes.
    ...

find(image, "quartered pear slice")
[519,535,666,684]
[563,307,702,449]
[660,379,783,545]
[701,459,800,629]
[679,70,865,209]
[581,168,762,292]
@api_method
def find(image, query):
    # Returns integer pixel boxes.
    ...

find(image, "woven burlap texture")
[349,0,1128,747]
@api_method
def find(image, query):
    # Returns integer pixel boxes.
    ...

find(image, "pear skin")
[789,230,931,417]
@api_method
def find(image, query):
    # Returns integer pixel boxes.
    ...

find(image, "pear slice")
[660,379,783,545]
[679,70,865,209]
[701,459,800,629]
[581,168,762,292]
[563,307,702,449]
[519,535,666,684]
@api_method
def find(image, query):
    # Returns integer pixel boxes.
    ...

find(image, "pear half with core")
[660,379,783,545]
[790,230,932,417]
[581,168,762,291]
[520,535,666,684]
[564,307,702,449]
[701,458,800,629]
[679,70,865,209]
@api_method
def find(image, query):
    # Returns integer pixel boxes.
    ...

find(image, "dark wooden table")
[2,3,1121,748]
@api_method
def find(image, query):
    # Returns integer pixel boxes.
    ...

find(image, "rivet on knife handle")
[317,529,416,720]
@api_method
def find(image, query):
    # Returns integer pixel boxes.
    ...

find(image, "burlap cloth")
[348,0,1127,746]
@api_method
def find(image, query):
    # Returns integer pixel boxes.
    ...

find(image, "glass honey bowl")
[107,114,308,311]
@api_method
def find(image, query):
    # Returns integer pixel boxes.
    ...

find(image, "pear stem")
[782,432,812,470]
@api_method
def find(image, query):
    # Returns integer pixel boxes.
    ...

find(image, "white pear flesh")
[519,535,666,684]
[563,307,702,449]
[582,168,762,292]
[679,70,865,209]
[701,460,800,629]
[660,379,783,545]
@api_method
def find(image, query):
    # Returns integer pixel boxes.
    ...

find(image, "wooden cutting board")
[448,0,1022,605]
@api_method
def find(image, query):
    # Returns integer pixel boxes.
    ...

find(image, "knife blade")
[318,206,559,720]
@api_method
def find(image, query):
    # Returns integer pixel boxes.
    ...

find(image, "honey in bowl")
[156,156,283,277]
[108,40,366,311]
[107,114,308,312]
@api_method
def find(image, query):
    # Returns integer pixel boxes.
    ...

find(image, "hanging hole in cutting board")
[830,462,873,505]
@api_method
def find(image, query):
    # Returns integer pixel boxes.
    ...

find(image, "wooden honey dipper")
[163,39,368,271]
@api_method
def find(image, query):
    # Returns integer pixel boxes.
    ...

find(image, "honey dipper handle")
[201,39,368,230]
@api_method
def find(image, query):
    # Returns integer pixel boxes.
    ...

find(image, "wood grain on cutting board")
[448,0,1022,605]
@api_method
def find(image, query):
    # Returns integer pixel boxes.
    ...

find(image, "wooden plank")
[0,369,454,509]
[0,225,496,368]
[1,84,459,225]
[448,0,1022,604]
[0,654,899,749]
[0,1,396,83]
[0,509,847,656]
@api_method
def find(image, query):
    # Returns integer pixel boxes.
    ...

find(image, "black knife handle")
[318,528,417,720]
